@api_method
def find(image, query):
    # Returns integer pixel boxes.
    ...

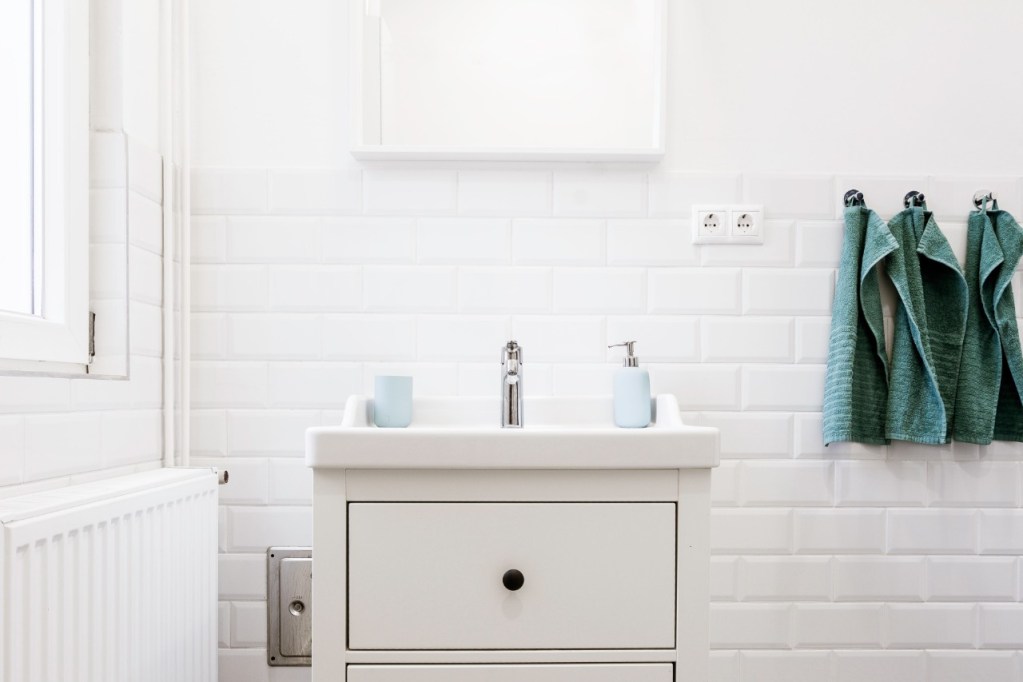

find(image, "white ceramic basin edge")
[306,394,719,469]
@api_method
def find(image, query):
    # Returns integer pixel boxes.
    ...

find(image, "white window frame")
[0,0,90,371]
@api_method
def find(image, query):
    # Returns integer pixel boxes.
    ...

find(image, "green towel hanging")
[884,203,968,444]
[823,204,897,445]
[953,200,1023,443]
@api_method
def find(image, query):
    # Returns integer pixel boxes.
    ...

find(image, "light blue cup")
[373,375,413,428]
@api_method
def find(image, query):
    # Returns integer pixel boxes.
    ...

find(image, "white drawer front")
[348,502,676,650]
[348,664,674,682]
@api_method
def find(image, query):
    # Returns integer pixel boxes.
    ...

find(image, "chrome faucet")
[501,340,523,428]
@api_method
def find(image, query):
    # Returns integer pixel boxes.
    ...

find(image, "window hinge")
[88,311,96,362]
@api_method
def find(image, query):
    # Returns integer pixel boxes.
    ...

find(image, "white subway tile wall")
[0,136,166,499]
[195,169,1023,682]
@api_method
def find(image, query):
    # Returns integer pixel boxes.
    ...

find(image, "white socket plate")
[691,204,765,245]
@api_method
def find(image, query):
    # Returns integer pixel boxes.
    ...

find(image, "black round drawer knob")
[502,569,525,591]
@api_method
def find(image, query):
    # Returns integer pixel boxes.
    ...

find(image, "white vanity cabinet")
[348,502,676,650]
[347,663,675,682]
[308,395,719,682]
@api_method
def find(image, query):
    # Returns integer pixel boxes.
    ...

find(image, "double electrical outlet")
[691,205,764,245]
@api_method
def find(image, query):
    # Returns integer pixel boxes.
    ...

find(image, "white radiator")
[0,468,218,682]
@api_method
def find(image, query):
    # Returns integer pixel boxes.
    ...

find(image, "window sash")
[0,0,35,315]
[0,0,89,368]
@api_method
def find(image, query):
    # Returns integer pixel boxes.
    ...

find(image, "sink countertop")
[306,394,719,469]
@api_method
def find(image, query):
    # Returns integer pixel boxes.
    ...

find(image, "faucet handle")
[502,340,522,363]
[502,341,521,375]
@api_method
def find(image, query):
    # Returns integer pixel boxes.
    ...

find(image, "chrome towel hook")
[973,190,998,209]
[904,190,926,208]
[844,189,865,207]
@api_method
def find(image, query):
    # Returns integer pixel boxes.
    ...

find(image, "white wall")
[191,1,1023,680]
[190,0,349,169]
[669,0,1023,175]
[0,0,166,496]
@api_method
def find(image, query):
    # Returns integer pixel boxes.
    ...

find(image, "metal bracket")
[268,547,312,666]
[973,190,999,209]
[843,188,865,207]
[903,190,926,208]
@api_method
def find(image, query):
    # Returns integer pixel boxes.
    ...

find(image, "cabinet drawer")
[348,664,674,682]
[347,502,676,650]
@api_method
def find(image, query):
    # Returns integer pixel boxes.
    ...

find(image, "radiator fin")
[0,469,218,682]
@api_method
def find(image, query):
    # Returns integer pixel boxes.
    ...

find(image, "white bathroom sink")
[306,394,719,469]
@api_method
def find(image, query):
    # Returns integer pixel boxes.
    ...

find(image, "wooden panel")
[311,471,347,682]
[345,469,678,502]
[348,503,676,650]
[676,469,711,681]
[347,663,674,682]
[343,649,675,665]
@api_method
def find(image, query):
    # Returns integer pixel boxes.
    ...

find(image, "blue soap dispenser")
[608,341,651,428]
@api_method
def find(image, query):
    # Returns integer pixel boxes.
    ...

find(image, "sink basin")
[306,394,719,469]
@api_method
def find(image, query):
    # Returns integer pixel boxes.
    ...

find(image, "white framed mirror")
[350,0,667,161]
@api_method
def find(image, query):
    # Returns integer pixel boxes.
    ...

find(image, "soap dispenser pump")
[608,341,651,428]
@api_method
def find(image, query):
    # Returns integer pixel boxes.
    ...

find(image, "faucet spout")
[501,341,523,428]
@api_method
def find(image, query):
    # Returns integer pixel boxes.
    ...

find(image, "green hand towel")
[953,206,1023,443]
[823,205,897,445]
[885,206,968,444]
